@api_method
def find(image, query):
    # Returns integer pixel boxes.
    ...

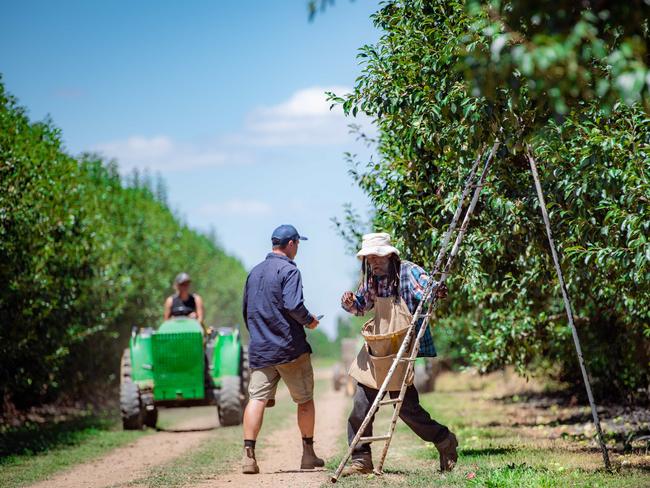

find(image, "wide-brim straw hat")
[356,232,400,260]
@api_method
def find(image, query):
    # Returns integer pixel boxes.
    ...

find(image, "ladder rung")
[398,357,417,362]
[379,398,401,406]
[359,435,391,443]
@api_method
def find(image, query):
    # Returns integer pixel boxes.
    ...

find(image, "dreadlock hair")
[361,253,401,302]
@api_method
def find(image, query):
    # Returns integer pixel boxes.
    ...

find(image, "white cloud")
[197,199,273,217]
[240,85,368,146]
[91,135,233,173]
[90,86,373,173]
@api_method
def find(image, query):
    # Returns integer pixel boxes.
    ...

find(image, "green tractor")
[120,318,249,430]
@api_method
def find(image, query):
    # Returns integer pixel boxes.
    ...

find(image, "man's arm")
[282,267,314,326]
[163,296,172,320]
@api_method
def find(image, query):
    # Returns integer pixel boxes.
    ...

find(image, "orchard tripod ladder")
[331,140,500,483]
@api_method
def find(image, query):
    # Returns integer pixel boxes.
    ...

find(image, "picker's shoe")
[341,454,374,477]
[435,431,458,472]
[301,440,325,469]
[242,447,260,474]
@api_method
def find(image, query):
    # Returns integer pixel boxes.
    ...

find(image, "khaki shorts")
[248,352,314,405]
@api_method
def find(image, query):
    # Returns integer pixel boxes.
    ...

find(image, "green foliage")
[334,1,650,400]
[461,0,650,116]
[0,80,247,410]
[0,415,118,458]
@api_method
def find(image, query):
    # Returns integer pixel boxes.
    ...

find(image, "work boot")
[301,440,325,469]
[435,431,458,472]
[341,453,374,476]
[242,446,260,474]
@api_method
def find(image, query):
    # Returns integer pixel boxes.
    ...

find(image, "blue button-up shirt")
[243,253,313,369]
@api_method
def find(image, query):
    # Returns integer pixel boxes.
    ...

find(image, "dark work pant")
[347,383,449,457]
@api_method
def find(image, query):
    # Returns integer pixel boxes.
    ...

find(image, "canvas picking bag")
[348,296,415,391]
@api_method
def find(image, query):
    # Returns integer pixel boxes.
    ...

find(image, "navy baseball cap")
[271,224,308,245]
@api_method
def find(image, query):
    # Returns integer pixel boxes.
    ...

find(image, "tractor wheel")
[121,380,144,430]
[218,376,243,427]
[120,348,144,430]
[240,346,250,403]
[120,348,132,380]
[144,407,158,429]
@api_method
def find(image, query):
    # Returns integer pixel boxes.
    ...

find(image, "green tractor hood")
[151,318,205,401]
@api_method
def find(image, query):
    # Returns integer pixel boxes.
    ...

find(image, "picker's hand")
[306,316,319,330]
[435,282,448,299]
[341,291,355,309]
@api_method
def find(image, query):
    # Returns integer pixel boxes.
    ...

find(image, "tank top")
[170,293,197,317]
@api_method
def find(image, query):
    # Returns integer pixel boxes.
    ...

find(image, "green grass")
[326,373,650,488]
[0,415,148,488]
[126,422,246,487]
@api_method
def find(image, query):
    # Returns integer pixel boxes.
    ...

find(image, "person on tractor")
[164,272,205,324]
[340,232,458,476]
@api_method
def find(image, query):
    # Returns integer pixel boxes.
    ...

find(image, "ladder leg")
[527,148,610,471]
[429,149,485,271]
[376,367,412,473]
[377,143,498,474]
[441,141,498,281]
[331,371,393,482]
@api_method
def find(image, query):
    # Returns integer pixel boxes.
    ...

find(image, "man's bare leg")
[242,399,267,474]
[297,399,315,437]
[244,399,267,439]
[297,399,324,469]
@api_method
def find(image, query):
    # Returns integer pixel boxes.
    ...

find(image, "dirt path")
[193,383,349,488]
[26,370,349,488]
[29,407,219,488]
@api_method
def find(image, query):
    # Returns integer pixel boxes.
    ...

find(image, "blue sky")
[1,0,381,337]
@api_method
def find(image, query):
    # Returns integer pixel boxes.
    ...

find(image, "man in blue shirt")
[241,224,324,474]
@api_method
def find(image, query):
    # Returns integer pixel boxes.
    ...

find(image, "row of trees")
[0,80,247,411]
[334,0,649,401]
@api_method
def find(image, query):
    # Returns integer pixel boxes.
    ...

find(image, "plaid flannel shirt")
[343,260,437,357]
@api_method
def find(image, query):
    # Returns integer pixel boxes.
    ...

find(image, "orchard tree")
[0,80,247,410]
[333,0,649,401]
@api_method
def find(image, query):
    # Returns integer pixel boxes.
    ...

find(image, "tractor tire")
[144,407,158,429]
[240,346,250,403]
[218,376,243,427]
[121,380,144,430]
[120,348,132,379]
